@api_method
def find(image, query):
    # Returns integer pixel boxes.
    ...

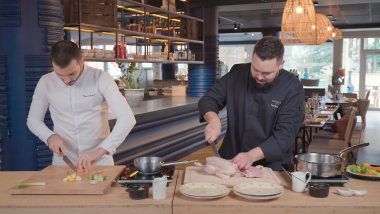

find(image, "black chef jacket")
[198,63,305,171]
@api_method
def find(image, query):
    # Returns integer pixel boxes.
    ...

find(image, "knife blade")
[210,141,220,158]
[59,147,76,171]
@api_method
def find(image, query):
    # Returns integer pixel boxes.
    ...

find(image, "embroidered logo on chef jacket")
[83,94,95,97]
[270,100,281,108]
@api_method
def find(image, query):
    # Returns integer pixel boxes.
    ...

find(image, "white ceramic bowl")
[94,49,105,53]
[347,188,367,197]
[336,188,354,197]
[95,52,105,58]
[104,53,115,58]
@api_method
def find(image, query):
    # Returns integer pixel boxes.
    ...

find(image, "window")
[342,38,361,93]
[219,45,246,71]
[364,38,380,50]
[283,43,333,88]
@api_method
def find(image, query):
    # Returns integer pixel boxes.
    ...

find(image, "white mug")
[153,176,167,200]
[291,171,311,193]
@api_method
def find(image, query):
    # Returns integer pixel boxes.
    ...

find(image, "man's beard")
[249,72,279,93]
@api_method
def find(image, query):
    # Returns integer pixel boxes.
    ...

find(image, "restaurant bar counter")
[2,170,379,214]
[109,97,227,165]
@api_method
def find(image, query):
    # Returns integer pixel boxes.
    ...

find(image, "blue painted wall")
[0,0,64,171]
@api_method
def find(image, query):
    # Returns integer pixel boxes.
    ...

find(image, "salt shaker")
[153,176,167,200]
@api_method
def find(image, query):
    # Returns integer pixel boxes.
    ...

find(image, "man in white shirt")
[27,41,136,172]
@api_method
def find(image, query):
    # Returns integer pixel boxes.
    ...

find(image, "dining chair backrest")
[358,99,370,117]
[343,93,357,99]
[343,108,357,149]
[365,90,371,100]
[301,79,320,86]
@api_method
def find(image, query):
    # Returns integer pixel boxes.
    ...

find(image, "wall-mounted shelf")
[65,0,204,64]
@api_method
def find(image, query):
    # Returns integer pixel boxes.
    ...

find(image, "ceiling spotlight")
[331,19,336,22]
[252,33,254,36]
[234,23,237,30]
[237,24,241,31]
[327,15,333,18]
[313,1,318,6]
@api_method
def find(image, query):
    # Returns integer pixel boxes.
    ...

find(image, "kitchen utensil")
[125,184,150,200]
[134,157,198,174]
[295,143,370,178]
[210,141,220,157]
[184,166,282,188]
[59,148,75,171]
[8,165,125,195]
[153,176,167,200]
[179,183,229,197]
[291,171,311,193]
[347,188,367,197]
[335,188,354,197]
[233,182,283,196]
[308,183,330,198]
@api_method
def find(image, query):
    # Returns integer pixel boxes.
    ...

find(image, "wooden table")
[173,170,380,214]
[0,170,179,214]
[325,99,357,104]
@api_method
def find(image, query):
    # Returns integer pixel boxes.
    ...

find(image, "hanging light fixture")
[234,23,238,30]
[297,13,333,45]
[281,0,316,45]
[330,28,342,40]
[243,33,249,59]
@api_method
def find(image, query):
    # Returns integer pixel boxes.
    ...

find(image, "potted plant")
[339,68,345,77]
[117,62,144,107]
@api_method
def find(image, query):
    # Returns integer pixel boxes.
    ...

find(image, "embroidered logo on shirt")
[83,94,95,97]
[271,100,281,108]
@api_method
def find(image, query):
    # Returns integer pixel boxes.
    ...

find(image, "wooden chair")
[365,90,371,100]
[343,93,357,99]
[308,108,357,154]
[357,99,370,130]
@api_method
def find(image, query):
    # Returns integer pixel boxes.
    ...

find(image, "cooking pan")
[295,143,369,178]
[134,157,198,174]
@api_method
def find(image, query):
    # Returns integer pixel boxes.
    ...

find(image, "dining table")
[295,106,339,154]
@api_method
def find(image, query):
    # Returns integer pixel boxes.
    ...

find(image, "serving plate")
[233,189,284,200]
[306,118,325,124]
[346,168,380,180]
[179,183,230,197]
[233,182,283,196]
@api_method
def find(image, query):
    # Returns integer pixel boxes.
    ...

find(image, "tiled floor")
[175,111,380,170]
[357,111,380,165]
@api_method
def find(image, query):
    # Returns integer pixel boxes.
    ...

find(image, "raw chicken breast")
[206,157,238,175]
[243,166,264,178]
[195,162,217,175]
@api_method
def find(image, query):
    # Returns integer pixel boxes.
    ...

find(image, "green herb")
[104,176,109,180]
[88,175,94,180]
[15,182,46,189]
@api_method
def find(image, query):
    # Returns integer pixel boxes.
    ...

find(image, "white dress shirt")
[27,65,136,165]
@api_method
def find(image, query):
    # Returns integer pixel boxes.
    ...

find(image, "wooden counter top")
[173,170,380,214]
[0,170,179,214]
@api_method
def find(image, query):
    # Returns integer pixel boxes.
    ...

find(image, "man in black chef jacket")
[198,36,304,171]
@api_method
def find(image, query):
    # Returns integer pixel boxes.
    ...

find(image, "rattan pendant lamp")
[281,0,316,44]
[330,28,343,40]
[297,13,333,45]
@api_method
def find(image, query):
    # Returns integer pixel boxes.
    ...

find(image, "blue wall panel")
[0,0,63,171]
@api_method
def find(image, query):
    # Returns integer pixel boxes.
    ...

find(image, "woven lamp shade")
[297,13,333,45]
[281,0,316,45]
[330,28,343,40]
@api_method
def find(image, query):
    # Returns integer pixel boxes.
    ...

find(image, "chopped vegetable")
[363,162,371,167]
[138,187,145,190]
[356,163,363,167]
[104,176,109,180]
[94,175,98,180]
[15,182,46,189]
[96,168,108,174]
[88,175,94,180]
[89,180,99,185]
[76,176,82,181]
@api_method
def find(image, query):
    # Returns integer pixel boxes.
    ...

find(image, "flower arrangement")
[117,62,143,89]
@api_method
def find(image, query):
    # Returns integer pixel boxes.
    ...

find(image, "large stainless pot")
[134,157,198,174]
[295,143,369,178]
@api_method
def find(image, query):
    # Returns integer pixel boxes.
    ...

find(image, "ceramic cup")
[153,176,167,200]
[291,171,311,193]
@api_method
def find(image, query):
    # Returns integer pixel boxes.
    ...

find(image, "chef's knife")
[210,141,220,158]
[59,147,76,171]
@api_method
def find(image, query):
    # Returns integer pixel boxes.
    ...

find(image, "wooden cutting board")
[184,166,281,188]
[8,165,125,195]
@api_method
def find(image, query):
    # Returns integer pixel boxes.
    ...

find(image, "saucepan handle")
[338,143,369,157]
[161,160,199,167]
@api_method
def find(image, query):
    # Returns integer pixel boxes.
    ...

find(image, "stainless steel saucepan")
[295,143,369,178]
[134,157,198,174]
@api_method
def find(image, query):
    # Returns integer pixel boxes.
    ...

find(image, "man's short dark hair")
[253,36,284,64]
[50,40,81,68]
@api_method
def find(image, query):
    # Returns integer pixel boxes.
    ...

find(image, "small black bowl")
[308,183,330,198]
[125,184,150,200]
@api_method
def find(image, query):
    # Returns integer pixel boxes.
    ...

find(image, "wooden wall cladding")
[179,19,198,40]
[64,0,117,28]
